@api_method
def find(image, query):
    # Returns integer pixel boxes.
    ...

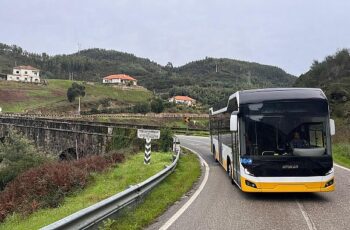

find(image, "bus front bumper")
[241,176,335,193]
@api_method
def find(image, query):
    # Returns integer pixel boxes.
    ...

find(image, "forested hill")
[166,58,295,107]
[294,49,350,117]
[0,42,296,107]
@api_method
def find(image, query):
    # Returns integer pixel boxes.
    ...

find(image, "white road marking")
[159,146,210,230]
[296,199,317,230]
[334,163,350,172]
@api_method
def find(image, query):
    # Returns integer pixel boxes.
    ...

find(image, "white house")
[7,65,40,83]
[102,74,137,86]
[169,96,196,106]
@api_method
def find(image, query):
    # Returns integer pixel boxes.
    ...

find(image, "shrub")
[133,102,150,114]
[150,98,164,113]
[0,153,124,222]
[158,128,174,152]
[0,129,49,190]
[106,128,143,152]
[0,162,88,221]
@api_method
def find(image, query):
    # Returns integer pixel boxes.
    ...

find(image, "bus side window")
[309,124,324,147]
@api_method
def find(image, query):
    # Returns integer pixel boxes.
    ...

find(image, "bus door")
[232,132,240,184]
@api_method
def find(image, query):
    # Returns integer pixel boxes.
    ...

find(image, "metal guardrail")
[40,139,181,230]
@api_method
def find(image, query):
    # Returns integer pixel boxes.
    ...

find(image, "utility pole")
[78,97,81,115]
[75,138,79,160]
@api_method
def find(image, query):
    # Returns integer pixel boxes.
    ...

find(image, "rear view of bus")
[209,88,335,192]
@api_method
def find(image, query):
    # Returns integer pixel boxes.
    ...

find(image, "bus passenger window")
[309,124,324,147]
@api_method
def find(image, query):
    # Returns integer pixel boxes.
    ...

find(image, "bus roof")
[210,88,327,115]
[238,88,327,105]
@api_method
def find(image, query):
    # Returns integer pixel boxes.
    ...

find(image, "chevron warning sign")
[137,129,160,164]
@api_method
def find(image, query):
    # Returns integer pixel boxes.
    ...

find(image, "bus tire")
[227,159,234,185]
[213,145,218,162]
[227,159,231,176]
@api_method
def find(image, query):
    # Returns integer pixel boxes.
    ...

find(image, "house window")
[34,72,37,75]
[25,71,28,74]
[16,71,19,74]
[25,78,27,81]
[16,77,19,80]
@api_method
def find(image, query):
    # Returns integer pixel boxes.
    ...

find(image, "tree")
[150,98,164,113]
[159,128,173,152]
[165,62,173,69]
[67,82,86,102]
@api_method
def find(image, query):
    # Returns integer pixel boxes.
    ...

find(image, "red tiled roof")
[173,96,195,101]
[103,74,136,81]
[14,65,40,71]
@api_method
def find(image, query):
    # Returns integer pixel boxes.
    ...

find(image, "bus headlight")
[325,167,334,175]
[245,180,257,188]
[325,179,334,187]
[244,168,254,176]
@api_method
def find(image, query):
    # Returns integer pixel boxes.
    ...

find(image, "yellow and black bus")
[209,88,335,192]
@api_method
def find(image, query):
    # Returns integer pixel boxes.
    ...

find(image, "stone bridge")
[0,115,154,159]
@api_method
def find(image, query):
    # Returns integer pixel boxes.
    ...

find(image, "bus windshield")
[242,101,330,157]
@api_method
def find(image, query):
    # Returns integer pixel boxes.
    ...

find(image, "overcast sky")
[1,0,349,76]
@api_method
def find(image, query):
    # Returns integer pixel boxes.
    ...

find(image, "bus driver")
[290,132,309,148]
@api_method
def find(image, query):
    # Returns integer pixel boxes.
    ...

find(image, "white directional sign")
[137,129,160,164]
[137,129,160,140]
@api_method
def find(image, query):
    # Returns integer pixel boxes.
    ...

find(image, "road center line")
[295,199,317,230]
[159,146,210,230]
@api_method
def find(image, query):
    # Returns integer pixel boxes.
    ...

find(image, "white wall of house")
[7,68,40,83]
[12,68,39,77]
[168,98,195,106]
[103,78,137,85]
[103,78,121,84]
[7,75,40,82]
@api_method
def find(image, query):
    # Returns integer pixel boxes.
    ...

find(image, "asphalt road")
[148,135,350,230]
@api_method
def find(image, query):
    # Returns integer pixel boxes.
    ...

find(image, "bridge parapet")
[0,116,114,158]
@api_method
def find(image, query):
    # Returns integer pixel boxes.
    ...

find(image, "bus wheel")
[227,160,231,176]
[227,161,234,184]
[213,145,218,162]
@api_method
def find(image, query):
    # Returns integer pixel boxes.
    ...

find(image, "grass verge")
[105,148,201,230]
[333,143,350,168]
[0,152,171,230]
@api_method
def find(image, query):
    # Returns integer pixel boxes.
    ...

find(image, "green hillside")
[167,58,296,108]
[0,43,296,107]
[0,79,152,113]
[295,49,350,118]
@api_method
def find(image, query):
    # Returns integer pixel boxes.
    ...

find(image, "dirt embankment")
[0,89,27,102]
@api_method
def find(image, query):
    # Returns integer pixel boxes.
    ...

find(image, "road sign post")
[137,129,160,164]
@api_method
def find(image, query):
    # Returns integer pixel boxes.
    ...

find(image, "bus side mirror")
[230,115,238,131]
[330,119,335,136]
